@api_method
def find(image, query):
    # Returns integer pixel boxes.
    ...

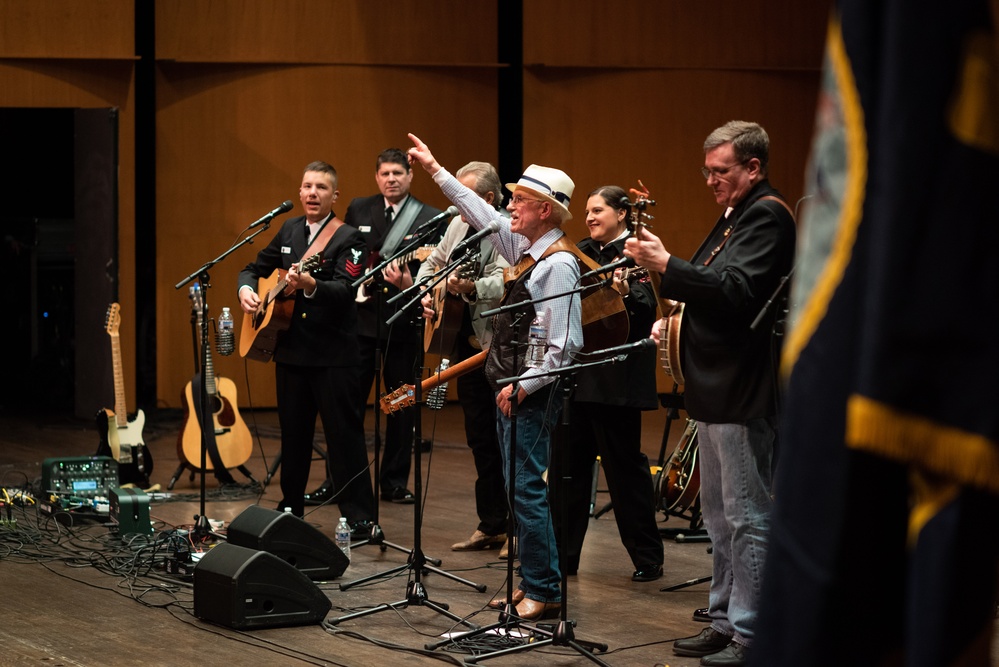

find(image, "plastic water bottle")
[216,306,235,356]
[425,358,450,410]
[335,517,351,561]
[524,310,549,369]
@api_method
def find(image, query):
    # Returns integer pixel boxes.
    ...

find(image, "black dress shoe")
[673,627,732,657]
[701,641,748,666]
[381,487,415,504]
[693,606,710,622]
[304,482,335,506]
[632,564,664,582]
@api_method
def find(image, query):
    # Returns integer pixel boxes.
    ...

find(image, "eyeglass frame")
[700,159,750,181]
[509,194,545,207]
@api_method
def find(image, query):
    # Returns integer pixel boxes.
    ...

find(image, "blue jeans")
[697,419,775,647]
[497,389,562,603]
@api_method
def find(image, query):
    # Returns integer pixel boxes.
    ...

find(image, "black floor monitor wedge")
[226,505,348,580]
[193,542,332,629]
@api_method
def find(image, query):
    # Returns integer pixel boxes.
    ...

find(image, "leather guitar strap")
[702,195,794,267]
[758,194,795,222]
[304,216,340,259]
[501,234,626,349]
[191,373,234,481]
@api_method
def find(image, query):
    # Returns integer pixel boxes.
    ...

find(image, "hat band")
[519,175,571,206]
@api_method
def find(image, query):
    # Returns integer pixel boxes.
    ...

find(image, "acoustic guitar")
[239,253,322,362]
[178,283,253,472]
[423,253,481,357]
[380,350,488,415]
[95,303,153,488]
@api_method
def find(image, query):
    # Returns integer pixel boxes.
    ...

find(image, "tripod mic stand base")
[327,580,479,629]
[460,617,610,665]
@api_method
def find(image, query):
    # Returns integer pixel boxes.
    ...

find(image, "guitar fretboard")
[110,332,128,429]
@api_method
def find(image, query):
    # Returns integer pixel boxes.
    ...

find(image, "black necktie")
[385,205,394,226]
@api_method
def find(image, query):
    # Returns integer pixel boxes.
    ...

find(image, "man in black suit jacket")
[305,148,445,506]
[237,161,376,532]
[625,121,796,667]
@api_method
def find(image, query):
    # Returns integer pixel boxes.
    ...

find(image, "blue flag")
[755,1,999,664]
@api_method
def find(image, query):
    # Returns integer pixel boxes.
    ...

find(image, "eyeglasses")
[510,194,543,207]
[701,161,747,180]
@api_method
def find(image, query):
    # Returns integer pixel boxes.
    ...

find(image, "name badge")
[281,246,292,254]
[358,225,372,233]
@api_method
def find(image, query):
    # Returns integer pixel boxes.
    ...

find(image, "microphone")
[579,256,635,281]
[402,205,459,241]
[216,307,235,357]
[452,220,501,256]
[578,337,655,358]
[248,200,294,230]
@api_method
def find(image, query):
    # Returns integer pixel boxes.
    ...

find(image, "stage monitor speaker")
[226,505,348,580]
[193,542,332,629]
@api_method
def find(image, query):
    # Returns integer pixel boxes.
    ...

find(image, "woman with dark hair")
[549,185,664,581]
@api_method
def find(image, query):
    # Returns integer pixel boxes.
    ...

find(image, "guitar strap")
[303,216,340,259]
[190,373,234,482]
[701,195,794,267]
[759,194,795,222]
[501,234,627,351]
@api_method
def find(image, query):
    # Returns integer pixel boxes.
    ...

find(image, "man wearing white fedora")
[407,133,582,622]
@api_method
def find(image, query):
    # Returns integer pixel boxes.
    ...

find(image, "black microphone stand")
[336,230,483,593]
[435,353,620,664]
[328,297,484,628]
[427,285,615,664]
[167,283,249,490]
[339,214,454,558]
[174,223,270,541]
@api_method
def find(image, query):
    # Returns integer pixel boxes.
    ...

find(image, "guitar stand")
[167,460,256,490]
[329,310,485,627]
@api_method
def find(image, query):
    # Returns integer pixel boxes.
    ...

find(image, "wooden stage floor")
[0,403,721,666]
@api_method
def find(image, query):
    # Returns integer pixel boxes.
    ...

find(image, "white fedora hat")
[505,164,575,221]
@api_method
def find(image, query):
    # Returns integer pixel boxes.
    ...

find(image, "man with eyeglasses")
[625,120,796,667]
[407,133,582,622]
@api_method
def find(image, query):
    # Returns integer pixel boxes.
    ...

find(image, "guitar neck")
[110,332,128,428]
[266,274,292,304]
[204,342,217,396]
[422,350,488,391]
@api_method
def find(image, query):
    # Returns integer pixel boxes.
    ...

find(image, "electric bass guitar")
[178,283,253,472]
[95,303,153,487]
[239,253,323,362]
